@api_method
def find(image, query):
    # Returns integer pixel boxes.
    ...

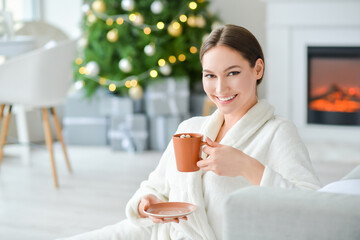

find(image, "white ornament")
[133,13,144,26]
[144,44,155,56]
[87,14,97,24]
[77,37,88,49]
[196,15,206,28]
[151,1,163,14]
[121,0,134,11]
[81,4,90,13]
[119,58,132,73]
[86,61,100,77]
[160,64,172,76]
[129,85,144,100]
[74,80,85,90]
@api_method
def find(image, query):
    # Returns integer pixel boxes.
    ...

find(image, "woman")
[62,24,320,240]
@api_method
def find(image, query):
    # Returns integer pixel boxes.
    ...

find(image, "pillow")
[318,179,360,195]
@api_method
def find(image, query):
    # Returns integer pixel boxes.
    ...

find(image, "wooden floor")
[0,143,359,240]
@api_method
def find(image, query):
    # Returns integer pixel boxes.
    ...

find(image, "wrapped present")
[63,117,108,146]
[108,114,148,153]
[149,116,183,151]
[190,93,207,117]
[64,91,103,117]
[145,77,190,116]
[99,95,134,117]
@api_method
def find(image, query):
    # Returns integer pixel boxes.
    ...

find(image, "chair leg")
[0,104,5,124]
[0,105,12,166]
[50,107,72,173]
[42,108,59,188]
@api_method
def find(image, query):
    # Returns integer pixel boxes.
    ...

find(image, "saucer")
[144,202,197,218]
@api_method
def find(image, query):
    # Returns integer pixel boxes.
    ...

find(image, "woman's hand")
[198,137,264,184]
[138,194,187,224]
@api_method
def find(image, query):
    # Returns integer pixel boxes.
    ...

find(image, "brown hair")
[200,24,265,85]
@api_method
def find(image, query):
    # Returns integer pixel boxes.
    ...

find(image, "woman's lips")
[215,94,238,104]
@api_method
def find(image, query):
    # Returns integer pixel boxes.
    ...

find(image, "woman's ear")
[254,58,264,80]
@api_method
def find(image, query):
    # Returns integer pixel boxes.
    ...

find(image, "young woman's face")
[202,45,263,117]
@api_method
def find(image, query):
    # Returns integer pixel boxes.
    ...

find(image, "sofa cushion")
[318,179,360,195]
[342,165,360,180]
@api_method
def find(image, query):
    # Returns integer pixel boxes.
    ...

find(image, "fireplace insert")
[307,46,360,126]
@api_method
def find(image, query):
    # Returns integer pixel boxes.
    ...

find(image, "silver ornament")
[151,1,163,14]
[121,0,134,11]
[86,61,100,77]
[144,44,155,56]
[119,58,132,73]
[160,64,172,76]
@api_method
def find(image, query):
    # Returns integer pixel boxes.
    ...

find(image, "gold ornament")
[92,0,106,13]
[196,15,206,28]
[187,15,197,27]
[168,21,182,37]
[129,85,144,100]
[107,29,119,42]
[87,14,97,24]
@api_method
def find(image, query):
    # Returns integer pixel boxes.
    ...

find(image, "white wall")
[40,0,82,38]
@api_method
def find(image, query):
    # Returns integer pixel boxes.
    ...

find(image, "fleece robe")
[60,99,320,240]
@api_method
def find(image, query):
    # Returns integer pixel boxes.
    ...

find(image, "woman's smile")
[215,94,238,104]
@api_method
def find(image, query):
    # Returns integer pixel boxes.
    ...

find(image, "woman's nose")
[215,77,228,93]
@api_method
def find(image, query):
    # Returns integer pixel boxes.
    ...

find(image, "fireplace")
[307,47,360,126]
[265,0,360,146]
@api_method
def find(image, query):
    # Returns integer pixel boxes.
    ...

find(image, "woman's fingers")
[148,216,187,224]
[149,216,164,223]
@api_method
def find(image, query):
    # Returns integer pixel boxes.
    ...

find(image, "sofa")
[223,165,360,240]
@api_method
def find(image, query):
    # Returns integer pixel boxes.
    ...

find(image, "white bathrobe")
[62,100,320,240]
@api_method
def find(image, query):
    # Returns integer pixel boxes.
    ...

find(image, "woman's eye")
[228,71,240,76]
[204,74,215,79]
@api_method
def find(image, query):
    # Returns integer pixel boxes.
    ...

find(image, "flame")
[309,86,360,113]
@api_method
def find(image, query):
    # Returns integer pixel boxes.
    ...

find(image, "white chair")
[0,39,77,188]
[15,21,69,48]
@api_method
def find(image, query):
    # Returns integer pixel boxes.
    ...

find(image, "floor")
[0,143,359,240]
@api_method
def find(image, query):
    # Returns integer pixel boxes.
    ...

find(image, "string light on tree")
[179,15,187,23]
[109,83,117,92]
[156,21,165,30]
[189,1,197,10]
[149,70,158,78]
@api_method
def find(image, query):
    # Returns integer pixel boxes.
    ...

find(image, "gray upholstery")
[223,165,360,240]
[342,165,360,180]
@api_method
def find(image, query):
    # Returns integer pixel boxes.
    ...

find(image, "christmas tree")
[74,0,221,99]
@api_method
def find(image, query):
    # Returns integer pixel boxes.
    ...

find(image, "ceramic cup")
[172,133,206,172]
